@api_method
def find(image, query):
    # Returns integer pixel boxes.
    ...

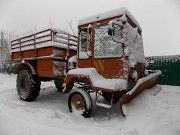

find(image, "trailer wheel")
[68,89,93,118]
[54,79,64,92]
[102,91,120,103]
[16,70,41,101]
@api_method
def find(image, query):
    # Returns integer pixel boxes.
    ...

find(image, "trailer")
[11,28,78,100]
[11,8,161,117]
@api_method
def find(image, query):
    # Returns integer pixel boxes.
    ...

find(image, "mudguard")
[63,75,76,93]
[13,62,36,75]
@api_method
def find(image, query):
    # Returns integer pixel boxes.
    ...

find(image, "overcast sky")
[0,0,180,56]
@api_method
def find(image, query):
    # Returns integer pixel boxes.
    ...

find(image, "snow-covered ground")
[0,73,180,135]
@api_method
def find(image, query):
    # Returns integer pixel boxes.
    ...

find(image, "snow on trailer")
[11,28,77,52]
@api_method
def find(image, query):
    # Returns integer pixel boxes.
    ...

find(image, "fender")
[63,75,77,93]
[14,61,36,75]
[63,74,92,93]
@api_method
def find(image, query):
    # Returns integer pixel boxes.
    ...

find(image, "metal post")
[34,34,36,57]
[66,35,70,72]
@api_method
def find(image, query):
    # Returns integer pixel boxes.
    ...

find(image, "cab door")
[78,27,93,68]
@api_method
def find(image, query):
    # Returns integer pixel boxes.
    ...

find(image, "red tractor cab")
[64,8,161,117]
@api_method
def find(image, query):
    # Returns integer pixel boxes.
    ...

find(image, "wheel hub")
[71,93,85,110]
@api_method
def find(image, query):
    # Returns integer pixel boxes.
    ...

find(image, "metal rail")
[11,29,78,53]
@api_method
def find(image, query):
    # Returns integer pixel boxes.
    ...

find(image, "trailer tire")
[68,89,93,118]
[16,70,41,101]
[54,79,64,92]
[102,91,120,103]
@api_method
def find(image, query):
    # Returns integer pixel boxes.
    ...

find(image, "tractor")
[11,8,161,117]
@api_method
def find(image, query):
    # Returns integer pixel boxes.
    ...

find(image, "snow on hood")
[68,68,128,91]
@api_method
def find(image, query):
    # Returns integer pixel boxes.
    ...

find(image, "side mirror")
[108,28,114,36]
[111,23,124,44]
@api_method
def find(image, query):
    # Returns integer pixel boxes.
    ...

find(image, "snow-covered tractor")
[11,8,161,117]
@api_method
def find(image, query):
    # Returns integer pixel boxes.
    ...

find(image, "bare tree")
[0,31,12,73]
[69,21,77,36]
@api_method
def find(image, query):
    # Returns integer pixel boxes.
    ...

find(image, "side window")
[79,28,92,59]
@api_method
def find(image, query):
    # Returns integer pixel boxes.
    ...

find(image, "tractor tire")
[16,70,41,101]
[54,79,64,92]
[102,91,120,103]
[68,89,93,118]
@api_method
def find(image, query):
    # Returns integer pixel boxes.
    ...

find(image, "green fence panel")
[146,55,180,86]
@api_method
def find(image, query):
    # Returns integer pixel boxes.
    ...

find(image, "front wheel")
[68,89,93,118]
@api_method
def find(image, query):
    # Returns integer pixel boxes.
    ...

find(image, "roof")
[78,7,142,31]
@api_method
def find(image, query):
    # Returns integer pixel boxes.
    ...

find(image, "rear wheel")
[68,89,93,118]
[54,79,64,92]
[16,70,41,101]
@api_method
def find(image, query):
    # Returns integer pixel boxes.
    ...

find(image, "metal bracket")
[95,90,113,109]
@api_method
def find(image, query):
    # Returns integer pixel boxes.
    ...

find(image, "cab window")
[79,28,92,59]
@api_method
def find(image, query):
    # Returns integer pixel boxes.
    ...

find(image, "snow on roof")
[78,7,142,31]
[68,68,127,91]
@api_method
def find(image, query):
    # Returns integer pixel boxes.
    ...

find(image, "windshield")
[94,24,123,58]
